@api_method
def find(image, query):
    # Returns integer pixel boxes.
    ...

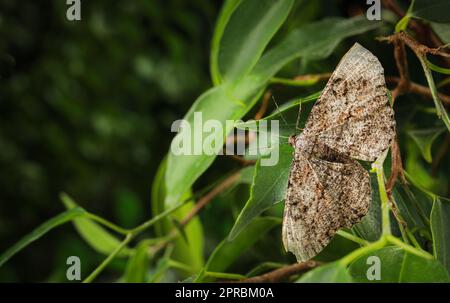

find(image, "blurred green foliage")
[0,0,217,281]
[1,0,450,283]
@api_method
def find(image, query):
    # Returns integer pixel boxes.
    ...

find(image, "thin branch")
[379,32,450,58]
[254,90,271,120]
[386,76,450,106]
[382,0,450,59]
[227,91,270,165]
[385,137,408,231]
[180,171,241,226]
[386,135,406,195]
[240,260,321,283]
[391,38,410,102]
[227,155,257,166]
[283,72,450,107]
[83,233,133,283]
[149,171,242,255]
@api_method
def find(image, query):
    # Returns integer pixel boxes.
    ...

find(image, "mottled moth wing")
[302,43,395,161]
[283,43,395,262]
[282,141,371,262]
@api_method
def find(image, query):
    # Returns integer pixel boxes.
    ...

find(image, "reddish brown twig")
[149,172,241,255]
[386,136,407,228]
[180,172,241,226]
[239,260,321,283]
[286,73,450,106]
[387,135,406,195]
[255,90,272,120]
[379,32,450,58]
[228,155,256,166]
[382,0,450,59]
[227,91,270,165]
[386,76,450,106]
[391,38,410,103]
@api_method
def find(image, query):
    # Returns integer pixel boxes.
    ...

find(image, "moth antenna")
[295,101,302,133]
[271,95,288,126]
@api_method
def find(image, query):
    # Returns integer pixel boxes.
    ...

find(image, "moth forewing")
[283,43,395,262]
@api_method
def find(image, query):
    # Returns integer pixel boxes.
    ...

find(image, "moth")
[282,43,395,262]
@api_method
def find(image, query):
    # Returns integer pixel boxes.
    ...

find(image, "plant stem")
[204,271,247,280]
[394,0,414,32]
[84,213,131,235]
[418,55,450,131]
[336,230,369,246]
[386,235,433,260]
[372,150,392,236]
[270,77,320,87]
[406,229,422,249]
[168,259,196,274]
[131,201,186,234]
[339,238,388,267]
[83,233,133,283]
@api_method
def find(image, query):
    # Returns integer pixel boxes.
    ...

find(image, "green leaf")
[123,241,151,283]
[405,139,444,193]
[61,194,132,257]
[297,262,353,283]
[152,159,204,272]
[313,234,360,263]
[165,84,262,206]
[348,246,450,282]
[210,0,242,85]
[427,59,450,75]
[250,17,382,83]
[407,128,445,163]
[0,208,86,267]
[166,16,381,209]
[218,0,294,81]
[148,258,171,283]
[431,22,450,44]
[431,198,450,274]
[239,166,256,184]
[234,91,320,144]
[352,174,382,242]
[395,0,415,32]
[417,55,450,132]
[228,144,293,240]
[413,0,450,23]
[199,217,280,281]
[393,182,432,235]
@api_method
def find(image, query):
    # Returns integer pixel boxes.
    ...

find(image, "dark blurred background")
[0,0,218,282]
[2,0,449,282]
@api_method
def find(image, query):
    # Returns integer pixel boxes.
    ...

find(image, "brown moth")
[282,43,395,262]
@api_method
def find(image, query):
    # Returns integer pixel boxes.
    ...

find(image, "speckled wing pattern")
[282,43,395,262]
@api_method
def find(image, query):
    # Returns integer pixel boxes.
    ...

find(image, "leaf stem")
[406,229,422,249]
[372,150,391,236]
[270,77,320,87]
[83,233,133,283]
[336,230,369,246]
[84,213,131,235]
[394,0,414,32]
[386,235,433,260]
[418,53,450,131]
[83,202,187,282]
[130,201,187,234]
[168,259,196,274]
[339,238,388,267]
[204,271,247,280]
